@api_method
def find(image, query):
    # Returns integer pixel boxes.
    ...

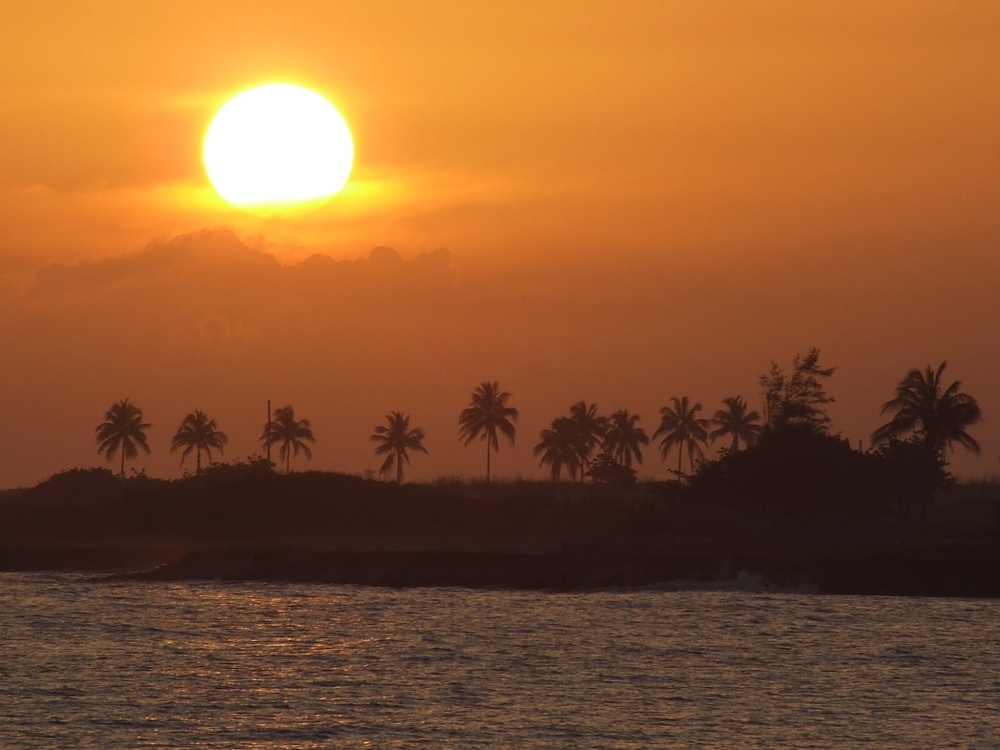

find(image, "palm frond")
[378,453,396,476]
[872,362,981,457]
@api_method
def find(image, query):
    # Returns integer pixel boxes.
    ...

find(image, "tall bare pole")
[266,399,271,463]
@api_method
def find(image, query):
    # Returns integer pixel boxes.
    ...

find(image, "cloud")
[29,229,275,298]
[26,229,454,318]
[166,316,262,352]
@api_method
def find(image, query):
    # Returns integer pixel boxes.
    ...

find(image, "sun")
[203,83,354,211]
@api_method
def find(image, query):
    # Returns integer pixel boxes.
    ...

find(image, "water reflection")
[1,574,998,748]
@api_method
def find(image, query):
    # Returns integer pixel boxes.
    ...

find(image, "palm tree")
[710,396,763,453]
[370,411,428,483]
[654,396,711,476]
[458,381,519,482]
[262,405,316,473]
[170,410,228,473]
[95,398,151,478]
[534,417,583,481]
[568,401,608,477]
[601,409,649,469]
[871,362,982,459]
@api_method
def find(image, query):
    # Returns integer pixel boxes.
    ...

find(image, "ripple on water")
[1,574,999,748]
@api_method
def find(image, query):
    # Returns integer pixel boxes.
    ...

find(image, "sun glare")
[203,83,354,211]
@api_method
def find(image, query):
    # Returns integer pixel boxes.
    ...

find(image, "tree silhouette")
[761,348,835,433]
[458,381,519,482]
[710,396,763,453]
[871,362,982,460]
[568,401,608,478]
[262,405,316,474]
[95,398,151,478]
[654,396,710,476]
[370,411,428,483]
[534,417,583,481]
[170,410,228,474]
[601,409,649,469]
[585,450,637,485]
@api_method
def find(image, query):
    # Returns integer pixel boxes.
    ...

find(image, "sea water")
[2,573,998,748]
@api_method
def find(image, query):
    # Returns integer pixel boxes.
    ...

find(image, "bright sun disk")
[203,83,354,210]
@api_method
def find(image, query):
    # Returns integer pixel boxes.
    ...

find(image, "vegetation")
[568,401,608,476]
[693,351,850,512]
[871,362,983,460]
[654,396,710,477]
[709,396,763,453]
[5,353,996,594]
[761,348,835,433]
[533,401,609,482]
[61,352,983,531]
[689,354,985,523]
[458,381,519,482]
[584,451,637,485]
[370,411,428,483]
[170,410,228,473]
[262,405,316,474]
[870,362,983,520]
[602,410,648,469]
[2,463,997,597]
[690,424,886,513]
[95,399,151,478]
[534,417,583,481]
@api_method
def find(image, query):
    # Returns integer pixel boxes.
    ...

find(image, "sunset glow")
[203,83,354,210]
[6,7,1000,744]
[1,2,999,488]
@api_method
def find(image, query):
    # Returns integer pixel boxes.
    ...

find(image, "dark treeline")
[531,350,985,526]
[0,461,677,552]
[691,355,983,523]
[0,455,994,551]
[1,348,994,591]
[1,456,998,595]
[88,350,984,517]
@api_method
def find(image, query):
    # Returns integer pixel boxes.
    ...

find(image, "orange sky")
[2,1,999,487]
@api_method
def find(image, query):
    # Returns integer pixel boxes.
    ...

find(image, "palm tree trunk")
[397,450,403,484]
[196,449,202,474]
[677,445,683,476]
[120,448,125,479]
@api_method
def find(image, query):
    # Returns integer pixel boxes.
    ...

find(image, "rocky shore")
[97,546,1000,597]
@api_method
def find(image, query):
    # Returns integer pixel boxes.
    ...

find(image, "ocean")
[2,572,998,748]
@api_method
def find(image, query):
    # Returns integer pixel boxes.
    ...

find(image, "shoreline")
[3,545,999,598]
[3,470,998,597]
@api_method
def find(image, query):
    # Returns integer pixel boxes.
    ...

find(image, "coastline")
[1,545,997,598]
[131,547,1000,597]
[2,469,997,596]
